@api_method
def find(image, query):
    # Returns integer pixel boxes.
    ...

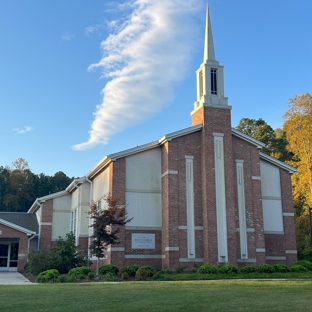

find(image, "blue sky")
[0,0,311,178]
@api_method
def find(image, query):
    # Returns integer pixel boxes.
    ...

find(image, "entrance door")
[0,243,19,271]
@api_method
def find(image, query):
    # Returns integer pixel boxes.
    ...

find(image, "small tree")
[89,195,133,274]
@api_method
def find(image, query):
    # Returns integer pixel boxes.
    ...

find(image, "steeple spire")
[191,5,229,117]
[203,5,215,62]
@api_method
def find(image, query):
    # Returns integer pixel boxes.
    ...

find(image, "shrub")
[68,266,91,280]
[102,272,118,282]
[273,263,290,273]
[99,264,119,276]
[139,266,156,277]
[295,260,312,271]
[120,265,140,277]
[256,264,275,273]
[88,272,95,280]
[239,266,257,274]
[219,264,239,274]
[26,249,56,275]
[158,269,173,275]
[26,233,88,275]
[175,266,187,274]
[36,269,60,283]
[197,264,218,274]
[135,268,148,281]
[290,264,308,272]
[121,272,129,280]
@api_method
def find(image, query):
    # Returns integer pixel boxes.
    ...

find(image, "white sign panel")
[132,233,155,249]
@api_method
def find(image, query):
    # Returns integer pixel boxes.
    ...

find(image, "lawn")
[1,280,312,312]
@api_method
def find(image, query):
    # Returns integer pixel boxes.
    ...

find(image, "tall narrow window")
[199,70,203,98]
[70,209,77,236]
[211,68,217,95]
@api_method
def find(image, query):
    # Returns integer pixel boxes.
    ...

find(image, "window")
[211,68,217,95]
[97,200,102,212]
[199,70,203,98]
[70,209,77,236]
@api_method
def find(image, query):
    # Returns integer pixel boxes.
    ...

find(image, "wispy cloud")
[13,126,33,134]
[85,23,106,36]
[72,0,202,151]
[61,33,75,41]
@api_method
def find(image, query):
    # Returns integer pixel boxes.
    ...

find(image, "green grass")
[1,280,312,311]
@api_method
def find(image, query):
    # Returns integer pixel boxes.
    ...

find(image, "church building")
[0,8,297,272]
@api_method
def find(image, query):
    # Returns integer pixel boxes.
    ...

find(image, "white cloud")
[13,126,33,134]
[72,0,202,151]
[61,33,75,41]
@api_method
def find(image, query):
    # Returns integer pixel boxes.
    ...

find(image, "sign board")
[132,233,155,249]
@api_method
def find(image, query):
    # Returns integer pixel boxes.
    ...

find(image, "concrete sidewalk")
[0,272,35,284]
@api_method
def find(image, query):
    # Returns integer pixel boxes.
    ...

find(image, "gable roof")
[231,128,266,149]
[28,190,68,213]
[259,152,297,173]
[0,212,38,234]
[87,124,203,179]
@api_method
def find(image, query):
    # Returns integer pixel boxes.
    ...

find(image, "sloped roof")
[87,124,203,179]
[0,212,38,233]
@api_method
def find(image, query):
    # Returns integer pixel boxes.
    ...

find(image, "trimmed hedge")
[239,266,257,274]
[273,264,290,273]
[37,269,60,283]
[139,266,156,277]
[197,264,218,274]
[120,265,140,277]
[136,268,149,281]
[290,264,308,272]
[68,266,91,280]
[99,264,119,276]
[219,264,239,274]
[295,260,312,271]
[256,264,275,273]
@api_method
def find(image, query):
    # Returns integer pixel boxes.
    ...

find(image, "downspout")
[38,201,42,250]
[85,177,93,259]
[27,233,36,251]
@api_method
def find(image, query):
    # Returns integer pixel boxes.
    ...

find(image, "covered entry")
[0,239,19,271]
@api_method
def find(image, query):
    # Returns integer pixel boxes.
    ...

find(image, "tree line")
[0,158,74,212]
[236,93,312,261]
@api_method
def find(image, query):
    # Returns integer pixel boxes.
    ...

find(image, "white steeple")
[203,5,215,62]
[191,5,229,116]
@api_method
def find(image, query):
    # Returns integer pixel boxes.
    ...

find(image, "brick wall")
[0,223,29,272]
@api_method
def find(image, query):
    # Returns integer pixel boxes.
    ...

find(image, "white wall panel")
[262,199,284,232]
[93,167,110,201]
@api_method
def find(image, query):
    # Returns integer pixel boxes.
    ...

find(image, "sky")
[0,0,311,178]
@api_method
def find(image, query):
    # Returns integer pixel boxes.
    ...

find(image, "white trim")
[78,234,89,238]
[236,160,248,260]
[0,219,36,235]
[264,231,284,235]
[124,255,165,259]
[283,212,294,217]
[213,132,224,137]
[18,253,26,257]
[158,124,202,144]
[259,152,297,173]
[178,226,203,230]
[28,190,68,213]
[125,226,162,231]
[256,248,266,252]
[186,156,195,259]
[236,228,255,232]
[107,247,125,252]
[214,133,228,263]
[232,128,266,149]
[179,258,204,263]
[237,259,256,263]
[161,170,178,177]
[165,247,179,251]
[126,188,161,194]
[252,176,261,180]
[286,250,297,254]
[266,256,286,260]
[41,222,52,226]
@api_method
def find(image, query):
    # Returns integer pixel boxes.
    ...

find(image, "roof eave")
[259,152,297,173]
